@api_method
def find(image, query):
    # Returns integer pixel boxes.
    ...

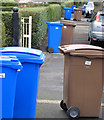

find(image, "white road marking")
[37,99,60,104]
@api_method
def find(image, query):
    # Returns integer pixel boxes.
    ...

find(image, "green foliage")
[48,4,61,22]
[2,12,13,46]
[0,0,18,6]
[2,4,61,48]
[1,22,7,47]
[61,2,72,17]
[1,6,15,11]
[0,0,16,2]
[18,2,49,7]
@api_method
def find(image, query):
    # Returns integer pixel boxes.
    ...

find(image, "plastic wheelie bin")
[60,20,76,45]
[46,22,63,53]
[0,47,45,118]
[0,56,22,119]
[71,5,77,13]
[59,44,104,118]
[73,8,82,21]
[64,8,72,20]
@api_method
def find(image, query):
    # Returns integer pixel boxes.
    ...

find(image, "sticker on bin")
[85,61,91,66]
[68,10,69,12]
[0,73,5,78]
[56,27,59,29]
[64,26,67,29]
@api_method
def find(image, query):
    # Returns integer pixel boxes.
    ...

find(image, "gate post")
[29,16,32,48]
[12,7,19,46]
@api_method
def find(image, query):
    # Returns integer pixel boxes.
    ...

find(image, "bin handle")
[74,48,104,51]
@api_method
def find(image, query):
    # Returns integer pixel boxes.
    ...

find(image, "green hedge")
[1,22,7,47]
[1,6,15,11]
[47,4,61,22]
[2,4,61,48]
[18,2,49,7]
[2,12,13,46]
[61,2,72,17]
[0,0,18,6]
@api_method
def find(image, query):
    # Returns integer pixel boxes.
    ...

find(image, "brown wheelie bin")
[74,8,82,21]
[56,20,76,45]
[59,44,104,119]
[60,20,76,46]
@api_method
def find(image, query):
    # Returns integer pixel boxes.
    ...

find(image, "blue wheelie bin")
[0,47,45,118]
[0,56,22,119]
[64,8,72,20]
[46,22,63,53]
[72,5,77,13]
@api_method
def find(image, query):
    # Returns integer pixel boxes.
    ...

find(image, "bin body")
[59,44,104,117]
[60,20,76,45]
[72,5,77,13]
[0,47,45,118]
[64,8,72,20]
[0,56,22,119]
[74,8,82,21]
[46,22,63,53]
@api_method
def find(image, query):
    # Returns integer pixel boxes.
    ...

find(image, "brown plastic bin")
[59,44,104,118]
[74,8,82,21]
[60,20,76,46]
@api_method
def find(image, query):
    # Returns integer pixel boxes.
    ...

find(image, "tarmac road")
[36,15,104,119]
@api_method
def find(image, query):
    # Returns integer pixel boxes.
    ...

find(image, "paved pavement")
[36,15,104,119]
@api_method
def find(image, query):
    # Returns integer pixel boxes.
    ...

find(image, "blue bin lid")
[46,22,64,26]
[64,8,72,10]
[0,47,45,64]
[0,56,22,70]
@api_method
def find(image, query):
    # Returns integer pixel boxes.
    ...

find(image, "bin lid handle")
[74,48,104,51]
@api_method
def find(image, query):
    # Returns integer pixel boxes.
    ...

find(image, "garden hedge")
[2,4,61,48]
[2,11,13,46]
[61,2,72,17]
[0,0,18,6]
[18,2,49,7]
[1,6,16,11]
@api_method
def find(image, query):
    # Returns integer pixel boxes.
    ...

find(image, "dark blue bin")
[0,56,22,119]
[72,5,77,13]
[46,22,63,53]
[64,8,72,20]
[0,47,45,118]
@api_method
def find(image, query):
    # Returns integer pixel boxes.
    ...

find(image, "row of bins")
[46,20,76,53]
[1,42,103,119]
[64,7,82,21]
[46,6,82,53]
[46,6,104,118]
[0,5,103,120]
[0,47,45,119]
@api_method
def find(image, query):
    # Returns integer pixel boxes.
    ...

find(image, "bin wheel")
[67,106,80,119]
[60,100,68,111]
[46,46,48,52]
[73,18,76,21]
[48,48,54,53]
